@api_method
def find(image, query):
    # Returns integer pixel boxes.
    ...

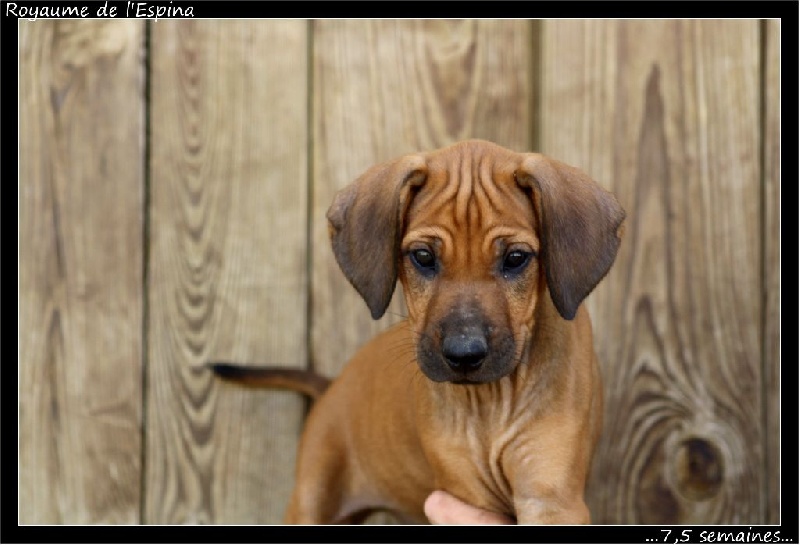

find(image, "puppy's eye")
[410,248,437,275]
[502,250,532,276]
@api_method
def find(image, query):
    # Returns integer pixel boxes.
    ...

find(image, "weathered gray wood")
[146,21,309,524]
[540,20,763,524]
[18,20,145,524]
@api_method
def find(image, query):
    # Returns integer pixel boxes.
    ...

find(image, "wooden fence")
[19,19,780,525]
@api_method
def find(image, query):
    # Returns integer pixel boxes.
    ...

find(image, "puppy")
[212,139,625,524]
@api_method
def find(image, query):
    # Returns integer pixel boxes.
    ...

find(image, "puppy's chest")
[423,413,529,516]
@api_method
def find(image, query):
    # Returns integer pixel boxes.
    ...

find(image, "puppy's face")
[327,140,625,386]
[399,159,542,383]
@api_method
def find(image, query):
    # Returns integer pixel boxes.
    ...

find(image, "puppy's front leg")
[505,426,595,524]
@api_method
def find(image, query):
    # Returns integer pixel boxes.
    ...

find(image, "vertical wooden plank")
[763,18,780,525]
[311,19,531,523]
[146,21,308,524]
[311,19,532,377]
[540,20,763,524]
[18,21,145,524]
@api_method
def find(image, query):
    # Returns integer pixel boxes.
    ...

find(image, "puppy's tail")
[208,363,330,401]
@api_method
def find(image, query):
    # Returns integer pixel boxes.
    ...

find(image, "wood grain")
[18,21,145,524]
[311,19,532,377]
[762,18,780,525]
[146,21,308,524]
[540,20,764,524]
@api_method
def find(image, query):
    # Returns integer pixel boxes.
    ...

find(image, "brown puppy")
[212,139,625,524]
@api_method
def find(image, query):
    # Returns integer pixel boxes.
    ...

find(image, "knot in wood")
[674,437,724,501]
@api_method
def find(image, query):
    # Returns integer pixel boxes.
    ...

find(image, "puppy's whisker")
[381,310,410,320]
[398,321,437,345]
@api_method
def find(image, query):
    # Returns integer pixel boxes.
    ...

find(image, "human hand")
[423,490,515,525]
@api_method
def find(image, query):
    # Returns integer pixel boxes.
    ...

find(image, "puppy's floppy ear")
[327,155,428,320]
[516,154,625,321]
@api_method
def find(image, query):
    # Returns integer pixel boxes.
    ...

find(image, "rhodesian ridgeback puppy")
[211,139,625,524]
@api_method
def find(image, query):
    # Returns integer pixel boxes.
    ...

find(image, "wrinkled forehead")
[404,144,538,239]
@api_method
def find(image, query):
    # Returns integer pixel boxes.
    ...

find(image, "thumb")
[424,490,514,525]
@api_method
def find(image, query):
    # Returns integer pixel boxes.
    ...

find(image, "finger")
[424,490,514,525]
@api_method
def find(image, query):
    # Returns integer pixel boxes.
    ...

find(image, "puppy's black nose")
[442,331,488,371]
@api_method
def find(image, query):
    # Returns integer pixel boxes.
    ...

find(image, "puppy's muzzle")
[418,303,517,384]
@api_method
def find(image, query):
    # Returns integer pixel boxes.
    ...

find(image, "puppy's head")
[327,140,625,384]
